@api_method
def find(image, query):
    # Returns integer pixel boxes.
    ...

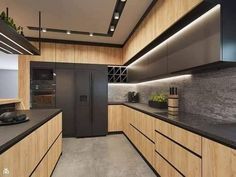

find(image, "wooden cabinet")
[48,113,62,148]
[56,44,75,63]
[155,118,201,155]
[202,138,236,177]
[122,0,203,64]
[108,105,123,132]
[30,42,56,62]
[74,45,122,65]
[154,152,182,177]
[122,106,155,168]
[0,113,62,177]
[155,132,201,177]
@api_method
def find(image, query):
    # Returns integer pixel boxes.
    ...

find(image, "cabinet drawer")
[133,111,155,141]
[154,152,183,177]
[155,132,201,177]
[155,119,201,155]
[48,113,62,148]
[32,134,62,177]
[129,125,155,168]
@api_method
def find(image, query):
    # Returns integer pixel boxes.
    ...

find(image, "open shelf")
[0,19,40,55]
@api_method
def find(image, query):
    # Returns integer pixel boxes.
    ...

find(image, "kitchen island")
[0,109,62,177]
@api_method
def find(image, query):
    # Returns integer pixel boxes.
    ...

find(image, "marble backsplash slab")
[108,67,236,121]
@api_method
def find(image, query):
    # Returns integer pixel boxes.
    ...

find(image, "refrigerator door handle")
[90,73,93,123]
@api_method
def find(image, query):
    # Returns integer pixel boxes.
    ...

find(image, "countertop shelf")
[0,99,21,105]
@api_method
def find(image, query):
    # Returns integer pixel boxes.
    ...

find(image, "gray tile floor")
[52,134,156,177]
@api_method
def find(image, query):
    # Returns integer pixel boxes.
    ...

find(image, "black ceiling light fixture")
[27,0,127,37]
[0,8,40,55]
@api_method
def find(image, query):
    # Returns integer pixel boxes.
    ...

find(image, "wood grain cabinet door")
[108,105,123,132]
[202,138,236,177]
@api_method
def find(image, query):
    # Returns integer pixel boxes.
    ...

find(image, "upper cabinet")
[126,1,236,82]
[56,44,75,63]
[75,45,122,65]
[123,0,203,64]
[30,42,56,62]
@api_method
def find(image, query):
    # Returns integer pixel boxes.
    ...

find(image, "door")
[91,68,108,136]
[75,69,92,137]
[56,63,75,137]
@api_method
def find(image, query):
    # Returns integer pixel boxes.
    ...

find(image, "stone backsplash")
[108,67,236,121]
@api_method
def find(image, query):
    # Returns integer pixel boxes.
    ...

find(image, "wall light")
[127,4,221,69]
[0,32,33,55]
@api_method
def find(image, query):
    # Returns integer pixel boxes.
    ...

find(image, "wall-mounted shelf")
[0,19,40,55]
[108,66,128,83]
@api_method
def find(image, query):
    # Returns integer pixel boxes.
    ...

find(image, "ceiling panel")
[0,0,153,44]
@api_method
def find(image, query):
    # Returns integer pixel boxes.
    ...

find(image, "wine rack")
[108,66,128,83]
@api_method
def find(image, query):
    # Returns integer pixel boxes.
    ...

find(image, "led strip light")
[0,32,33,55]
[0,41,23,54]
[0,46,13,54]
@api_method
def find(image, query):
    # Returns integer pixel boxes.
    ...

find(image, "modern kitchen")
[0,0,235,177]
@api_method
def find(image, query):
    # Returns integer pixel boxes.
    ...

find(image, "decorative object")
[168,87,179,115]
[148,93,168,109]
[0,10,24,35]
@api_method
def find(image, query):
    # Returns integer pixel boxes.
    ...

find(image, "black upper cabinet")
[128,1,236,82]
[167,5,221,73]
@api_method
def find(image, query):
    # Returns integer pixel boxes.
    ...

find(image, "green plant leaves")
[149,93,167,103]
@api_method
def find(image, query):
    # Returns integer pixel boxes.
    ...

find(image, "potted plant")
[148,93,168,109]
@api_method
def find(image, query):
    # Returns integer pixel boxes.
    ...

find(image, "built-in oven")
[30,62,56,109]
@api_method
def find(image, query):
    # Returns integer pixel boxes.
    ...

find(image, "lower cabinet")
[0,113,62,177]
[32,134,62,177]
[108,105,123,132]
[202,138,236,177]
[111,105,236,177]
[154,152,182,177]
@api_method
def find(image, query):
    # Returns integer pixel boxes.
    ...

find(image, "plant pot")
[148,100,168,109]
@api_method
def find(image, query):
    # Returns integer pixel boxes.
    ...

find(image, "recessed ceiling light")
[89,33,93,37]
[114,12,119,20]
[66,30,71,35]
[110,26,115,32]
[42,28,47,33]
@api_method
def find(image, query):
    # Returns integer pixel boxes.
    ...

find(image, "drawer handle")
[3,168,10,175]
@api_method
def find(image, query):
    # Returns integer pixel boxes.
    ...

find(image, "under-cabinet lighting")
[127,4,221,69]
[108,83,136,86]
[0,46,13,54]
[0,41,22,54]
[108,74,192,86]
[137,74,192,85]
[0,32,33,55]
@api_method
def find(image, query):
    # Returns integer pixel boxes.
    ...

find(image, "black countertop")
[111,102,236,149]
[0,109,61,154]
